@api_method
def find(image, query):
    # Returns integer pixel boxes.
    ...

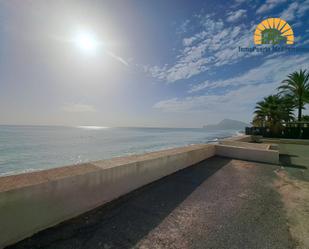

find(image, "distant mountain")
[203,119,248,130]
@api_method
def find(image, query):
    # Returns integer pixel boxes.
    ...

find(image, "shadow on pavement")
[7,157,230,249]
[279,154,307,170]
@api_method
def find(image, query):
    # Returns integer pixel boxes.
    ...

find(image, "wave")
[0,168,42,177]
[234,130,245,136]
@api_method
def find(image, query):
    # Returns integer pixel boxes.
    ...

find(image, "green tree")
[253,95,294,133]
[278,69,309,122]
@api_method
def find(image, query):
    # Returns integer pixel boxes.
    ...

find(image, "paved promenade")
[7,154,298,249]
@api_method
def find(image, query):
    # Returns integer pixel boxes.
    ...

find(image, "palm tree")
[254,99,269,127]
[279,95,295,123]
[278,69,309,122]
[254,95,294,133]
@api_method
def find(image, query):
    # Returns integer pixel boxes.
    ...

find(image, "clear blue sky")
[0,0,308,127]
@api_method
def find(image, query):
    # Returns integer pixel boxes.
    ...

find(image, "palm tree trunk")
[298,101,302,122]
[298,100,302,138]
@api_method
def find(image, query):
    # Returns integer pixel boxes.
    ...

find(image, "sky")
[0,0,308,128]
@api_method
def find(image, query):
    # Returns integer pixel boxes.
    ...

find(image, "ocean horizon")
[0,125,241,176]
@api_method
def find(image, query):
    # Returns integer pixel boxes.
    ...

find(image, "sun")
[74,31,99,52]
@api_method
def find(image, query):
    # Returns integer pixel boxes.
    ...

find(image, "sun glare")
[74,32,99,53]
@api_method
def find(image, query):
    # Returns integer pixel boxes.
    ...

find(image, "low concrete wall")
[219,140,271,150]
[215,144,279,164]
[0,144,215,248]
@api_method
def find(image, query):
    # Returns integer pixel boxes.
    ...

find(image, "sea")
[0,125,242,176]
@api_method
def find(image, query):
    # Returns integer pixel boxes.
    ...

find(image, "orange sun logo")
[254,18,294,45]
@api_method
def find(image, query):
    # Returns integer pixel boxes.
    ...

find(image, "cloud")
[62,103,97,113]
[280,2,299,21]
[226,9,247,23]
[189,54,309,93]
[146,15,255,83]
[106,51,129,66]
[154,83,276,114]
[177,19,191,34]
[280,1,309,21]
[256,0,286,14]
[232,0,256,8]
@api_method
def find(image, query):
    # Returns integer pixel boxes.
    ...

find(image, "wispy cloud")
[234,0,247,3]
[146,15,254,83]
[106,51,129,66]
[177,19,191,34]
[226,9,247,23]
[62,103,97,113]
[189,55,309,93]
[256,0,286,14]
[280,1,309,21]
[154,83,276,114]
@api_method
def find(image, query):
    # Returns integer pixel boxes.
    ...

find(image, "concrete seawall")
[0,144,215,248]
